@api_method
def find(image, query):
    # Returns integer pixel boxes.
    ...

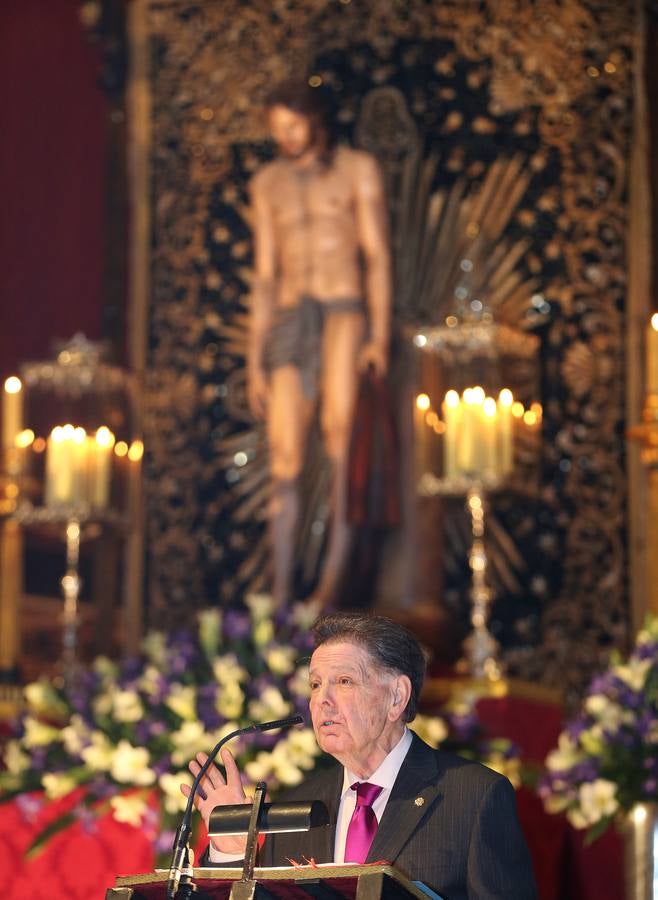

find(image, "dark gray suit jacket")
[205,734,537,900]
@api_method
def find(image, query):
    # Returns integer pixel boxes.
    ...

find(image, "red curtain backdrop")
[0,0,107,380]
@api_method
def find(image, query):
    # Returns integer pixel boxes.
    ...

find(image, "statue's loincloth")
[263,295,365,399]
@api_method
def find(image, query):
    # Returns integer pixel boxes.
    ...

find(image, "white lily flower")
[62,715,92,755]
[614,658,652,691]
[22,716,62,748]
[574,779,618,826]
[546,732,584,771]
[159,771,193,814]
[248,686,291,723]
[110,740,156,786]
[265,646,297,676]
[244,593,275,621]
[42,772,77,800]
[113,690,144,723]
[4,740,30,775]
[81,731,115,772]
[165,685,197,722]
[170,720,209,766]
[110,793,149,826]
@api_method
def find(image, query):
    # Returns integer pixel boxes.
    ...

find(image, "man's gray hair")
[311,613,427,722]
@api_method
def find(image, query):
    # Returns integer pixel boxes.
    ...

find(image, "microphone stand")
[167,715,304,900]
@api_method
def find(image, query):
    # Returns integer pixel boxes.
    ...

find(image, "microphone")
[166,714,304,900]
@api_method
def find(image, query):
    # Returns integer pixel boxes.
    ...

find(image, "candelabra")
[1,335,141,681]
[412,315,540,679]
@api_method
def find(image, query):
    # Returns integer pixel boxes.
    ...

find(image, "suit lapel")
[366,735,441,865]
[311,764,343,862]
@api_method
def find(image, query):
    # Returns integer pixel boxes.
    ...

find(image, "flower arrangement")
[0,596,323,858]
[539,616,658,840]
[1,596,521,860]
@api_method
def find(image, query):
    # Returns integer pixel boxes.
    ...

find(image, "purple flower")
[16,793,44,823]
[155,828,176,854]
[73,806,98,834]
[223,610,251,640]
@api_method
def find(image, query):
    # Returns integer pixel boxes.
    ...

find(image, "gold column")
[0,518,22,676]
[627,0,653,628]
[628,396,658,616]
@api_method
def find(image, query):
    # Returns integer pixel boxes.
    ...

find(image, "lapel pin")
[414,797,424,807]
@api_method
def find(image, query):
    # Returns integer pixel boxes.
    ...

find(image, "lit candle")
[2,376,23,451]
[443,390,461,480]
[70,427,88,506]
[497,388,514,476]
[414,393,431,478]
[470,386,486,475]
[647,313,658,395]
[459,388,476,474]
[482,396,498,478]
[91,426,115,508]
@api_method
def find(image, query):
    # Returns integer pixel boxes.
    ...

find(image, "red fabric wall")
[0,0,108,380]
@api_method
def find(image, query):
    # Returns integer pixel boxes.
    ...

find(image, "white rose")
[110,740,156,786]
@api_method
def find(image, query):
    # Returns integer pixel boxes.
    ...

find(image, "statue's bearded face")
[268,104,317,159]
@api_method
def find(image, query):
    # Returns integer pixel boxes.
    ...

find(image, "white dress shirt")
[208,727,413,865]
[334,728,412,863]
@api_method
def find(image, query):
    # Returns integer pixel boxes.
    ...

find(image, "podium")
[105,864,432,900]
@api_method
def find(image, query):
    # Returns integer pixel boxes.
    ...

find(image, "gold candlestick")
[628,393,658,616]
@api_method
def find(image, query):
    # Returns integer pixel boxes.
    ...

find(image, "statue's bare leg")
[311,310,366,608]
[267,364,314,606]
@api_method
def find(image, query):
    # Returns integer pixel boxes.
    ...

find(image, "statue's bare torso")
[252,146,369,306]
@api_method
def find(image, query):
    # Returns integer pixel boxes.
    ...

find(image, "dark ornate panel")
[141,0,635,701]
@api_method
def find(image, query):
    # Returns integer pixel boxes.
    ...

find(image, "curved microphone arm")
[166,714,304,900]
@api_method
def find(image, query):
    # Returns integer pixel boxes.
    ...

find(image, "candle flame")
[483,397,497,417]
[445,389,460,407]
[498,388,514,407]
[128,440,144,462]
[114,441,129,458]
[4,376,22,394]
[651,313,658,332]
[523,410,538,426]
[416,393,430,411]
[511,401,525,419]
[96,426,115,448]
[15,429,35,449]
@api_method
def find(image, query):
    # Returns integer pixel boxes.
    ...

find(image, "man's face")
[308,641,401,769]
[267,104,315,159]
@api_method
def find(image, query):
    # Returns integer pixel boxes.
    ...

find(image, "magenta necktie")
[344,782,383,864]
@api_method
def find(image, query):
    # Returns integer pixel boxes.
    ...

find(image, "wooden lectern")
[105,864,433,900]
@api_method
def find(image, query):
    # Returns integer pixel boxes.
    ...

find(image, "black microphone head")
[256,713,304,732]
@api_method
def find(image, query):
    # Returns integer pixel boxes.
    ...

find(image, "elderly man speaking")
[182,613,537,899]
